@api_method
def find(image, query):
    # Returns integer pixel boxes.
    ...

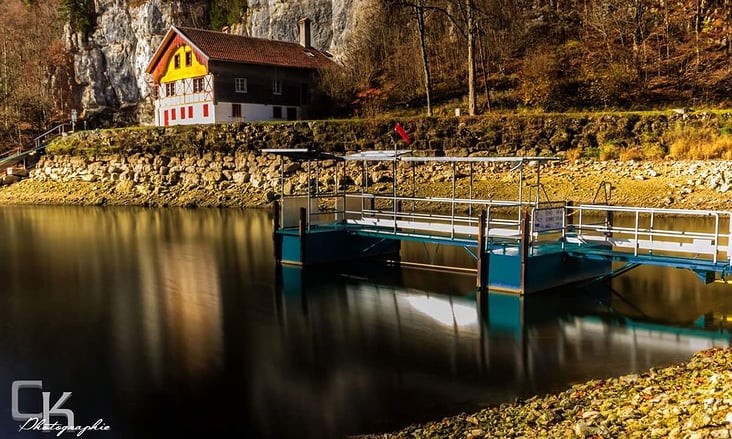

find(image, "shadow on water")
[0,206,731,438]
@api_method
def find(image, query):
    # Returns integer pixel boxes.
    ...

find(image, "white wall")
[213,102,301,123]
[154,100,302,126]
[156,102,214,126]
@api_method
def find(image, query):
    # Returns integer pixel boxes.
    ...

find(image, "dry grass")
[666,123,732,159]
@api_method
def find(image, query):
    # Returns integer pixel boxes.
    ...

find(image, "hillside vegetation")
[3,0,732,150]
[326,0,732,116]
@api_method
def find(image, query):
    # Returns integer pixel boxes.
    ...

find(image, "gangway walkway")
[0,123,71,171]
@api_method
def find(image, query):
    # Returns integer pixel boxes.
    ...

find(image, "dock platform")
[266,149,732,294]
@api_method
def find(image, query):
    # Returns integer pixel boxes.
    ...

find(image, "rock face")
[67,0,359,125]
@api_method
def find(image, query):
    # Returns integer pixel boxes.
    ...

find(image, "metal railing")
[343,193,527,243]
[280,184,732,269]
[564,204,732,265]
[32,123,71,149]
[0,123,73,171]
[0,146,22,161]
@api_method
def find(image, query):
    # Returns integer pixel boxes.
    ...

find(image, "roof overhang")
[144,26,211,80]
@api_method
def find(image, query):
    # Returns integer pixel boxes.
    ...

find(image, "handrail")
[0,123,72,169]
[565,204,732,266]
[0,146,22,160]
[33,123,71,149]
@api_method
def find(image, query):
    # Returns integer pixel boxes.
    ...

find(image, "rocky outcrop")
[68,0,359,125]
[68,0,208,125]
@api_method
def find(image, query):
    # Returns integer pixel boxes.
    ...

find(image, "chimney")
[299,18,311,48]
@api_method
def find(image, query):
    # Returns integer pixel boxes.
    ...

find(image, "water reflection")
[272,263,731,435]
[0,206,732,438]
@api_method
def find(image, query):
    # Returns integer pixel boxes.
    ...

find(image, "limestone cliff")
[67,0,360,126]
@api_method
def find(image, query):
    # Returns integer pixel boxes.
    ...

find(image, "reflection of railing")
[565,204,732,265]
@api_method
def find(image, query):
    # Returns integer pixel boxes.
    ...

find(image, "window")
[272,79,282,95]
[193,77,205,93]
[287,107,297,121]
[165,82,176,97]
[185,52,193,67]
[174,54,181,69]
[152,85,160,99]
[188,106,193,119]
[272,106,282,119]
[180,107,186,120]
[203,104,209,118]
[232,103,242,118]
[235,78,248,93]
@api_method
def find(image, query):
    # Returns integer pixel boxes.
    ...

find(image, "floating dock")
[266,149,732,295]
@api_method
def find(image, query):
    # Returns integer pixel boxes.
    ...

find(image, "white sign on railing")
[534,208,564,232]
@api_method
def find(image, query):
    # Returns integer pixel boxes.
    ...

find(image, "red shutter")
[180,107,186,120]
[171,109,176,121]
[189,106,193,119]
[163,110,169,126]
[203,104,209,118]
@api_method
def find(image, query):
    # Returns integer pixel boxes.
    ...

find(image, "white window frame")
[235,78,248,93]
[272,79,282,95]
[193,77,205,93]
[165,82,176,97]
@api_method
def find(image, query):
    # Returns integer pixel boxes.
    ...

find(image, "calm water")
[1,206,732,438]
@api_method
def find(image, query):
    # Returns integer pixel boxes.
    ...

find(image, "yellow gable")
[159,45,208,84]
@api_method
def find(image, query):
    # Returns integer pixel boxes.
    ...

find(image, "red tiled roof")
[176,26,336,70]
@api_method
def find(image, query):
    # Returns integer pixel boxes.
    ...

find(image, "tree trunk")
[467,0,476,115]
[477,27,491,112]
[415,1,433,117]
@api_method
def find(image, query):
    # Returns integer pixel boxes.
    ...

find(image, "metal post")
[728,213,732,266]
[477,209,487,290]
[393,150,398,233]
[273,200,282,262]
[520,211,530,295]
[299,207,307,264]
[306,161,311,231]
[714,213,720,263]
[535,161,541,206]
[280,156,285,196]
[469,162,474,219]
[633,211,640,256]
[451,162,456,239]
[518,161,524,225]
[412,162,416,213]
[315,159,320,196]
[563,201,573,251]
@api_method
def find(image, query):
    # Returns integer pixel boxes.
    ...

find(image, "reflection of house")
[144,19,335,126]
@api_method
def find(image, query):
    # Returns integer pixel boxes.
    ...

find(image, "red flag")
[394,123,412,145]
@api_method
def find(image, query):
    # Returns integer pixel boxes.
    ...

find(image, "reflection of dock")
[275,265,731,401]
[267,149,732,294]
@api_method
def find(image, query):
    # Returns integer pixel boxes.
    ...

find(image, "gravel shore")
[1,158,732,210]
[362,348,732,439]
